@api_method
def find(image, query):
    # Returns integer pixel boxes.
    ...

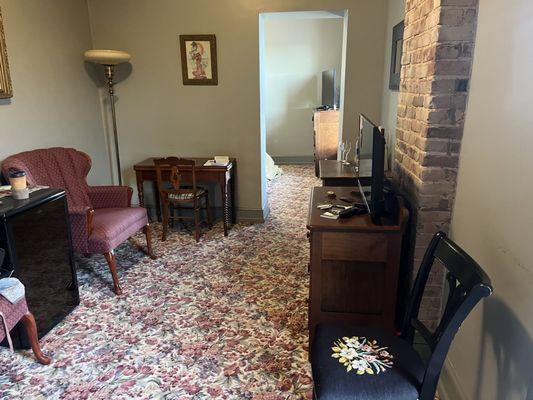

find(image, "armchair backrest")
[2,147,93,210]
[401,231,493,400]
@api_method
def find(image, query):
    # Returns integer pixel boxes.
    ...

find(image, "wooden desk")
[133,158,236,236]
[319,160,370,186]
[307,186,408,346]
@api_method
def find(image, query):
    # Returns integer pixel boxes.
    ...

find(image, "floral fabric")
[0,165,318,399]
[331,336,394,375]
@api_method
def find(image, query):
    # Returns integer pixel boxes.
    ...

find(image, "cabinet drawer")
[322,232,388,262]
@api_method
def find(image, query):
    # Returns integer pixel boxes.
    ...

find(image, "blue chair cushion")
[311,324,425,400]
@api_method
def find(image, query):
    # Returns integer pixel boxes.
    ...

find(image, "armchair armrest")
[68,206,93,253]
[87,186,133,209]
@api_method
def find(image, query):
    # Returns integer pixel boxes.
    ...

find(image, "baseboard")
[271,155,314,164]
[236,206,269,223]
[438,358,467,400]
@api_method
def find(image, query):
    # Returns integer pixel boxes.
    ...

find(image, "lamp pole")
[104,65,122,186]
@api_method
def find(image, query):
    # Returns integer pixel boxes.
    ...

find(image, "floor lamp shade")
[84,49,132,186]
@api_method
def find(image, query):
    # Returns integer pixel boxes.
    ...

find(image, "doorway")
[259,11,348,214]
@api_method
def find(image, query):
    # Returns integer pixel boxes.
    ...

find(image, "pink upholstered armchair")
[2,147,155,295]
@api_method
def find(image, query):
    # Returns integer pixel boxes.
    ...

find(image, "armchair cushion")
[0,296,28,344]
[87,186,133,209]
[88,207,148,253]
[312,324,425,400]
[68,206,91,254]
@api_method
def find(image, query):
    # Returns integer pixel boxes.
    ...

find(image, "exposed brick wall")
[394,0,479,328]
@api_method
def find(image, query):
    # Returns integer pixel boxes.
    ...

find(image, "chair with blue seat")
[311,231,493,400]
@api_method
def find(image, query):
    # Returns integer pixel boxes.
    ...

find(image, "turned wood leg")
[20,312,51,365]
[194,204,200,243]
[143,224,156,259]
[103,251,122,295]
[205,194,213,229]
[162,203,169,242]
[221,183,229,236]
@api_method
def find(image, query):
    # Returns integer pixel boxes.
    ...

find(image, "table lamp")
[84,49,131,185]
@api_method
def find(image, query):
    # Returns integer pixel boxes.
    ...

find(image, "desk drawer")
[322,232,388,262]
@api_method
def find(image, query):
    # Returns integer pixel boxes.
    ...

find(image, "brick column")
[394,0,478,327]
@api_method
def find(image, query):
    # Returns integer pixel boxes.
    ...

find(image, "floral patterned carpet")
[0,165,319,399]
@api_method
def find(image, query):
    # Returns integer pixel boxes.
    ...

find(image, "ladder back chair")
[311,231,493,400]
[154,157,212,242]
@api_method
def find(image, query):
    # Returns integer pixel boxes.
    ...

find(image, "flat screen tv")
[357,114,386,222]
[321,69,336,109]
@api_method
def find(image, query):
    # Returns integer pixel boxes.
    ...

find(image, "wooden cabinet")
[313,110,340,176]
[307,186,408,345]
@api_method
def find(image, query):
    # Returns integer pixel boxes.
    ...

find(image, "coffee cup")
[8,169,27,190]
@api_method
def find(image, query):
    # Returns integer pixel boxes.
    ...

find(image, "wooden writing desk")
[307,186,408,345]
[133,158,236,236]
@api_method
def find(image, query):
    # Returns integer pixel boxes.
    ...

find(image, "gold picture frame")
[0,6,13,99]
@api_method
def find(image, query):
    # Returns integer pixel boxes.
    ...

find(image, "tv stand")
[307,186,408,347]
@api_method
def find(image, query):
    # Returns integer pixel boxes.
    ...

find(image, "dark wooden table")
[133,158,236,236]
[319,159,372,186]
[306,186,408,346]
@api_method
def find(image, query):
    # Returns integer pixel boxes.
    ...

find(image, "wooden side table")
[306,186,408,346]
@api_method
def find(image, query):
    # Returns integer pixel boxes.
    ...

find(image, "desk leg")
[221,182,229,236]
[230,172,236,224]
[136,171,145,208]
[153,181,162,222]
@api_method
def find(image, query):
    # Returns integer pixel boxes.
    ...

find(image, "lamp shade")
[84,49,131,65]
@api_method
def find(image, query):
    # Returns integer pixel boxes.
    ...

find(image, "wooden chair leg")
[162,202,169,242]
[20,312,51,365]
[103,251,122,295]
[194,203,200,242]
[205,194,213,229]
[143,224,156,259]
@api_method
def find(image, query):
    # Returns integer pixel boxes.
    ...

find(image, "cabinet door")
[10,196,79,343]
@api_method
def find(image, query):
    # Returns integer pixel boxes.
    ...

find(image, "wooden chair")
[154,157,212,242]
[311,231,493,400]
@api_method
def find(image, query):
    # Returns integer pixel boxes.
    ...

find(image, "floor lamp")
[84,49,131,186]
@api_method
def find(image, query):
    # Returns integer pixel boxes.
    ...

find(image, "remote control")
[338,206,367,219]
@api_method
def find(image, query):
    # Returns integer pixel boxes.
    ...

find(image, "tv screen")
[321,69,336,108]
[356,114,386,221]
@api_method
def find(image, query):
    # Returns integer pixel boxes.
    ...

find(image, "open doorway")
[259,11,348,214]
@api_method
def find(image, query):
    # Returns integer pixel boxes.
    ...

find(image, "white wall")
[447,0,533,398]
[0,0,109,185]
[87,0,387,217]
[264,16,343,159]
[380,0,405,167]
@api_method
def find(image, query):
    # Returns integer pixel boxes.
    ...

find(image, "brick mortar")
[394,0,478,329]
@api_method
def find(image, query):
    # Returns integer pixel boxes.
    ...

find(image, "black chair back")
[401,231,493,399]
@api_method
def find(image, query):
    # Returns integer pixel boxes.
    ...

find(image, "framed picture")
[389,20,404,91]
[0,7,13,99]
[179,34,218,85]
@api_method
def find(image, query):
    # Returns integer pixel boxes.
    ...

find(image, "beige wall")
[380,0,405,167]
[87,0,387,215]
[264,16,343,158]
[0,0,109,185]
[447,0,533,398]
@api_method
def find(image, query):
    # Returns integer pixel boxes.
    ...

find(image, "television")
[321,69,336,109]
[356,114,386,222]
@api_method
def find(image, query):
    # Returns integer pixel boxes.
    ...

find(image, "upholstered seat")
[168,188,205,201]
[2,147,155,295]
[88,207,149,253]
[312,324,424,400]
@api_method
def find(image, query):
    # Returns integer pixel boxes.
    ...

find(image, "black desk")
[0,189,79,348]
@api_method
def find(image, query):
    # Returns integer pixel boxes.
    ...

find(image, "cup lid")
[8,169,26,178]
